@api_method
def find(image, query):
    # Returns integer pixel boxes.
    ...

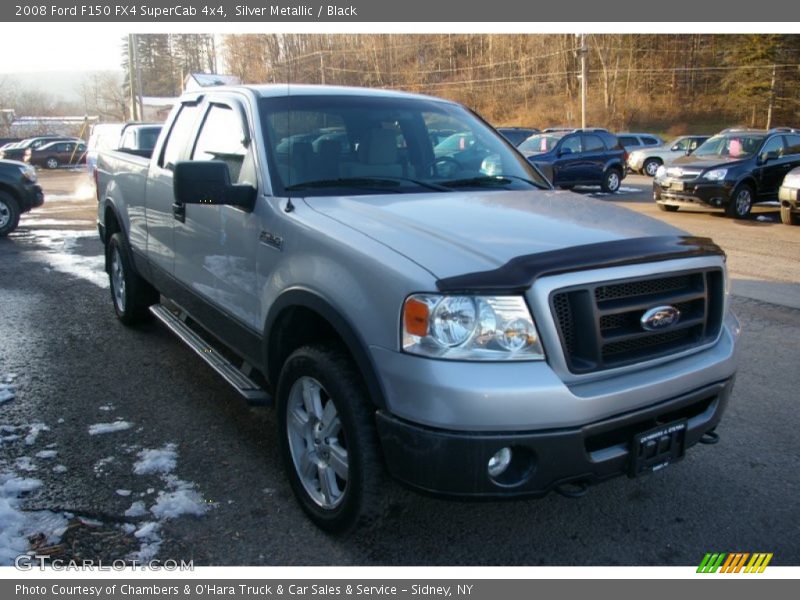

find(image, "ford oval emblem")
[640,305,681,331]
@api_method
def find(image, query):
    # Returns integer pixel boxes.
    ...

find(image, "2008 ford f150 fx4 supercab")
[96,85,739,532]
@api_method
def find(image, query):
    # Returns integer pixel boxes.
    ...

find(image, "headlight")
[655,165,666,179]
[703,168,727,181]
[20,165,37,183]
[402,294,545,361]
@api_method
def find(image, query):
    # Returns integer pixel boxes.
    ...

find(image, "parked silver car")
[628,135,710,176]
[779,165,800,225]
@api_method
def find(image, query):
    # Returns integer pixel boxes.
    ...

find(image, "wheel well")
[267,306,341,385]
[644,156,662,164]
[0,183,21,203]
[103,205,121,271]
[265,302,386,409]
[735,178,757,192]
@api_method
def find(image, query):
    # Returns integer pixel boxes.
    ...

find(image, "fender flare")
[264,287,388,409]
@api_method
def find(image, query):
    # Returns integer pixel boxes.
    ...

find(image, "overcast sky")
[0,30,126,73]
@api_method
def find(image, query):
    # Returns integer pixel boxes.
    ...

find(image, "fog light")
[488,447,512,477]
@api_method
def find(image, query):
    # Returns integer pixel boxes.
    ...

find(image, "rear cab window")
[160,103,202,170]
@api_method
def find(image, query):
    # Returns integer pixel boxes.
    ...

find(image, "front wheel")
[107,232,159,325]
[0,192,21,237]
[726,184,754,219]
[277,344,388,533]
[45,157,59,169]
[643,158,662,177]
[601,169,622,193]
[658,204,679,212]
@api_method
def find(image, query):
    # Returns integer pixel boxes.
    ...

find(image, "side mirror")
[759,150,779,164]
[173,161,256,210]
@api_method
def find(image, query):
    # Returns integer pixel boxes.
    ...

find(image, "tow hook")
[699,430,720,445]
[555,481,589,499]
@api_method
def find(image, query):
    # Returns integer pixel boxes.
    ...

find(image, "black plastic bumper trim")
[375,377,733,498]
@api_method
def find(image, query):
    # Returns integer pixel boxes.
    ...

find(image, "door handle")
[172,202,186,223]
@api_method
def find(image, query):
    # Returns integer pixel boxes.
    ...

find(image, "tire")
[277,344,389,534]
[107,232,158,325]
[558,184,574,190]
[780,204,799,225]
[643,158,662,177]
[726,183,754,219]
[658,204,679,212]
[601,168,622,193]
[45,157,59,169]
[0,192,21,237]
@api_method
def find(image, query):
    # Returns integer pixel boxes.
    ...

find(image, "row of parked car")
[496,125,800,224]
[0,135,87,168]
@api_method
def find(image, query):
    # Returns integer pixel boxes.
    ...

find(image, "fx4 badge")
[259,230,283,251]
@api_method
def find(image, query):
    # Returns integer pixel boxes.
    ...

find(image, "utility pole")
[132,34,145,122]
[319,52,326,85]
[579,33,588,129]
[127,34,138,120]
[766,64,777,129]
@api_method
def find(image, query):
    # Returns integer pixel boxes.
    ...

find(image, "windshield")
[518,134,561,155]
[259,95,549,196]
[693,134,765,159]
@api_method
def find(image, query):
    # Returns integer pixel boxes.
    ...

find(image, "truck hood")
[304,190,684,279]
[669,154,748,171]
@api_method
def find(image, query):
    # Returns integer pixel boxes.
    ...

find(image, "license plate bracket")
[629,419,687,477]
[670,181,685,191]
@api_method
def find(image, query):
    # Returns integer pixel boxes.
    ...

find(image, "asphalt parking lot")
[1,169,798,566]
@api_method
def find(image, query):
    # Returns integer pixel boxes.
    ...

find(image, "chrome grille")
[550,268,724,374]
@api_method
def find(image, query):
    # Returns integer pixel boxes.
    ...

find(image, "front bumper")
[18,183,44,213]
[779,185,799,213]
[376,377,733,497]
[653,178,734,210]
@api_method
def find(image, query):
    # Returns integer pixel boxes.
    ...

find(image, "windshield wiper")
[440,174,542,189]
[285,177,450,193]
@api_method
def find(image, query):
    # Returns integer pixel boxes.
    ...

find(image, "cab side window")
[673,138,690,151]
[191,104,249,183]
[582,135,605,153]
[160,104,201,170]
[560,135,582,154]
[784,135,800,157]
[759,136,786,161]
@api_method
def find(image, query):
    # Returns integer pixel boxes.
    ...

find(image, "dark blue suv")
[518,128,627,193]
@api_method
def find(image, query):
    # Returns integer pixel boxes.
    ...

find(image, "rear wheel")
[107,232,158,325]
[0,192,21,237]
[45,157,59,169]
[277,344,389,533]
[780,204,799,225]
[601,168,622,193]
[643,158,662,177]
[726,184,754,219]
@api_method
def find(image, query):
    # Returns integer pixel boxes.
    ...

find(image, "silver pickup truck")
[96,85,739,532]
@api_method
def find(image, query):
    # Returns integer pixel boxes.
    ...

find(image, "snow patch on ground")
[124,501,148,518]
[14,457,37,472]
[52,465,67,474]
[35,450,57,460]
[27,229,107,289]
[93,456,115,477]
[150,481,208,520]
[88,421,132,436]
[24,423,49,446]
[0,473,68,565]
[125,444,210,562]
[98,404,115,412]
[116,489,131,497]
[133,444,177,475]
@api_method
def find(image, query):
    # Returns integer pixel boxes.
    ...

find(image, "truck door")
[145,101,202,276]
[553,134,582,185]
[175,100,260,327]
[755,135,790,198]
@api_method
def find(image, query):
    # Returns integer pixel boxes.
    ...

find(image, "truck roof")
[182,83,457,104]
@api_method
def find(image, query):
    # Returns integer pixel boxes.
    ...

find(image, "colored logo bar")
[697,553,773,573]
